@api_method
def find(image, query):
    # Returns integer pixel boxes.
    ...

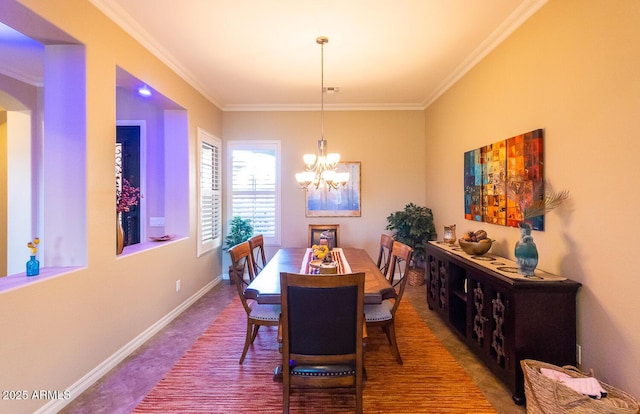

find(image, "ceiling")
[2,0,547,111]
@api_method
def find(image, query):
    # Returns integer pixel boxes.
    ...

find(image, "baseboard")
[35,275,223,414]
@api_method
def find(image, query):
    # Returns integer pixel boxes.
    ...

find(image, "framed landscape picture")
[305,161,361,217]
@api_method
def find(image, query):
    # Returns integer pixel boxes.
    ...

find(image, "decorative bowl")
[309,260,323,269]
[458,239,492,255]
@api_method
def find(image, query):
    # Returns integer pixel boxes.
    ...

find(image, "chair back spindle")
[376,234,394,278]
[248,234,267,275]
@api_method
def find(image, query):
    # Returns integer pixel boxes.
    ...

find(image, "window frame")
[197,128,222,256]
[226,140,281,246]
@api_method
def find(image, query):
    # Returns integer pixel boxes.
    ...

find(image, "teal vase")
[26,255,40,277]
[515,222,538,276]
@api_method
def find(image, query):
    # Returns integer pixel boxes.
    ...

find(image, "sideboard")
[424,241,581,405]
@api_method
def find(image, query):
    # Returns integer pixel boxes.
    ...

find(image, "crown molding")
[422,0,548,109]
[222,103,425,112]
[90,0,547,112]
[89,0,223,110]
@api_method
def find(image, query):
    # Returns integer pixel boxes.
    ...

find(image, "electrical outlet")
[576,344,582,365]
[176,280,181,292]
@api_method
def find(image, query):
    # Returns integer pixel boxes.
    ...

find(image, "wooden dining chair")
[248,234,267,275]
[228,241,280,364]
[364,241,413,365]
[279,272,365,414]
[308,224,340,249]
[376,233,395,279]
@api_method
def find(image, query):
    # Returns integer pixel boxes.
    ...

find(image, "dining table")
[244,247,396,304]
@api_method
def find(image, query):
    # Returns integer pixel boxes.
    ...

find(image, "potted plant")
[224,216,253,285]
[386,203,437,285]
[223,216,254,251]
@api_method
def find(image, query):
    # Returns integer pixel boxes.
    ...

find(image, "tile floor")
[61,281,526,414]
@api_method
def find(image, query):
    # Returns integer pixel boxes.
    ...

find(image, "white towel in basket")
[541,367,607,399]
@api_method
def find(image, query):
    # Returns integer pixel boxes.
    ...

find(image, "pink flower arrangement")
[117,178,142,213]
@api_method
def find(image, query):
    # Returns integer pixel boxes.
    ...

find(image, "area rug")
[135,296,496,413]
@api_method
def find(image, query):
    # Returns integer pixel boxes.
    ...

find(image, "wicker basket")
[408,268,425,286]
[521,359,640,414]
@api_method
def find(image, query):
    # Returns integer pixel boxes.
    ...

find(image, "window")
[197,128,222,256]
[227,141,281,245]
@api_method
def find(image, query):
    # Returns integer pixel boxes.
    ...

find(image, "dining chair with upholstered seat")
[228,241,280,364]
[248,234,267,275]
[308,224,340,249]
[376,233,395,280]
[364,241,413,365]
[279,272,365,414]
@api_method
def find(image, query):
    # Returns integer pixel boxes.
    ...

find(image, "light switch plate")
[150,217,165,227]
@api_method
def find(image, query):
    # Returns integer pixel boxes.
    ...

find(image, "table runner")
[300,248,352,274]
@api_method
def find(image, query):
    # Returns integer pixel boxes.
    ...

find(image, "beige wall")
[0,1,223,413]
[425,0,640,397]
[223,110,426,260]
[2,0,640,412]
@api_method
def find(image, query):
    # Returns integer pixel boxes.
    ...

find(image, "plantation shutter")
[198,129,222,255]
[230,148,277,238]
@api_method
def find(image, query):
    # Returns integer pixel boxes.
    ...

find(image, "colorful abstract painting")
[464,148,482,221]
[483,140,507,225]
[464,129,545,230]
[506,129,544,229]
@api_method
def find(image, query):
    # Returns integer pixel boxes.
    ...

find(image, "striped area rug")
[135,296,496,413]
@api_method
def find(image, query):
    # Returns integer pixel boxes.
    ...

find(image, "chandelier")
[295,36,349,191]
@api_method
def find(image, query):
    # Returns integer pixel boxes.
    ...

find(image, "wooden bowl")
[458,239,492,255]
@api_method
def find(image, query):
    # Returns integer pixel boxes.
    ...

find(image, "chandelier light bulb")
[322,169,337,183]
[303,153,317,169]
[326,153,340,167]
[336,172,350,187]
[295,171,314,189]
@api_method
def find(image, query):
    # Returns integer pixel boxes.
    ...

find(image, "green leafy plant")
[223,216,253,251]
[386,203,436,267]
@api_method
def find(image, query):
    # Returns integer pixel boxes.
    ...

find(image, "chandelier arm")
[305,157,319,172]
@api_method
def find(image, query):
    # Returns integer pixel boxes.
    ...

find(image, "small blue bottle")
[26,255,40,276]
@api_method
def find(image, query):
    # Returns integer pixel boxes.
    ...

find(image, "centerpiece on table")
[312,244,330,262]
[312,233,338,273]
